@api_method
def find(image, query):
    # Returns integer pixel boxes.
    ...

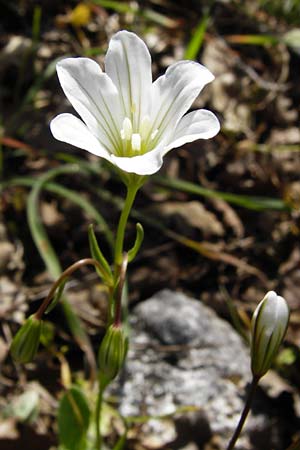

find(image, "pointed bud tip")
[251,291,289,378]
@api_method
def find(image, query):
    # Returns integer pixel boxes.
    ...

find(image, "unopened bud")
[10,315,42,363]
[251,291,289,378]
[98,324,127,385]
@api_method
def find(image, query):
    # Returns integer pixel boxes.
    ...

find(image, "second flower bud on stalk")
[98,324,127,386]
[251,290,290,379]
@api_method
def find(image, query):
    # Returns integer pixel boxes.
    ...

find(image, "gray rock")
[110,290,295,449]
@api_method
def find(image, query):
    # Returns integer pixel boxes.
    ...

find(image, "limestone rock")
[111,290,295,449]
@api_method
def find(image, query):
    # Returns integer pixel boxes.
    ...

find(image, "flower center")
[119,116,158,157]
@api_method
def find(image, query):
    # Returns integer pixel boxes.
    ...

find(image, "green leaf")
[58,387,90,450]
[128,222,144,262]
[88,224,113,283]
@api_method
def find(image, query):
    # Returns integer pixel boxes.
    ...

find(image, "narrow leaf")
[88,224,113,283]
[128,223,144,262]
[154,176,289,211]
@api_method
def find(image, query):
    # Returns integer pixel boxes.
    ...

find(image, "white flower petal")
[164,109,220,153]
[56,57,122,151]
[50,113,110,159]
[110,147,164,175]
[151,61,215,143]
[105,30,152,131]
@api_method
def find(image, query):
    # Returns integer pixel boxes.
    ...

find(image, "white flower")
[50,30,220,176]
[251,291,290,378]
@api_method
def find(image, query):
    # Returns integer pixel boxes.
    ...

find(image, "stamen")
[151,129,159,141]
[121,117,132,141]
[140,116,151,140]
[131,133,141,152]
[131,103,136,114]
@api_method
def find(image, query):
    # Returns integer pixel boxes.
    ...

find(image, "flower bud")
[98,324,127,385]
[251,291,289,378]
[10,315,42,363]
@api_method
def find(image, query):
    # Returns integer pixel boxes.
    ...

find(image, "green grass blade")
[25,167,97,373]
[226,34,278,46]
[5,166,113,248]
[91,0,134,14]
[153,176,289,211]
[184,12,210,60]
[32,5,42,46]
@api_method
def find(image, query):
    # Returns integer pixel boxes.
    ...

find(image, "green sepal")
[98,324,127,385]
[128,222,144,262]
[88,224,113,284]
[10,314,42,363]
[45,279,67,314]
[58,386,90,450]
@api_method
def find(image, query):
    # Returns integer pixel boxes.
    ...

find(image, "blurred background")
[1,0,300,449]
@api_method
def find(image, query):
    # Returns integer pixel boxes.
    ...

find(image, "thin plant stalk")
[35,258,109,319]
[226,375,260,450]
[95,379,105,450]
[114,254,128,327]
[114,183,139,267]
[95,182,139,449]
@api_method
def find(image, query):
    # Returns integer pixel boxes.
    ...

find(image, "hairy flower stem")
[226,375,260,450]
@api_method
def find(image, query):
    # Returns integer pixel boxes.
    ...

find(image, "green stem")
[35,258,108,319]
[226,376,260,450]
[114,254,128,327]
[95,387,103,449]
[95,378,109,450]
[114,183,139,268]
